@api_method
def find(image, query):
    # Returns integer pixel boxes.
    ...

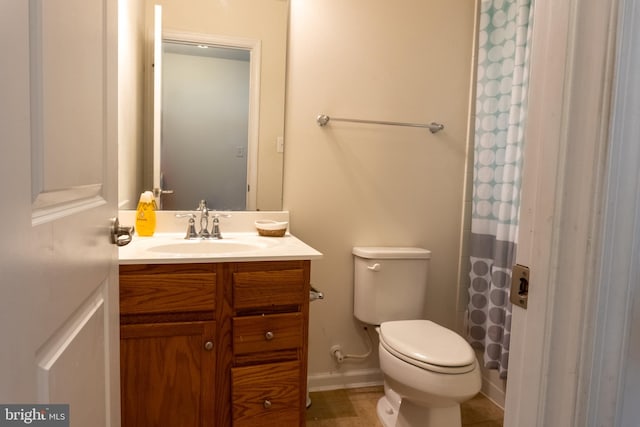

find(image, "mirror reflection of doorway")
[161,41,250,211]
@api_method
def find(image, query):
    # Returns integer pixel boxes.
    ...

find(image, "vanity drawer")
[231,361,300,427]
[233,312,303,355]
[232,269,306,311]
[120,266,216,315]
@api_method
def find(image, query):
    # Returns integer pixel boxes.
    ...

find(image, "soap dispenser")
[135,191,157,236]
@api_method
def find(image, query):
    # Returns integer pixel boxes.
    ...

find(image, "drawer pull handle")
[265,331,275,340]
[263,399,272,409]
[204,341,214,351]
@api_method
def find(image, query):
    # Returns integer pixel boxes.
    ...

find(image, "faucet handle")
[211,212,231,219]
[210,212,231,239]
[176,213,198,239]
[176,212,196,219]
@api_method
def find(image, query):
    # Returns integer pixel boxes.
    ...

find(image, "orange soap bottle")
[135,191,157,237]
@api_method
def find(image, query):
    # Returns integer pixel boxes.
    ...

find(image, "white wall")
[283,0,476,388]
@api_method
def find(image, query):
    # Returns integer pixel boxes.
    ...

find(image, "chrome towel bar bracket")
[316,114,444,134]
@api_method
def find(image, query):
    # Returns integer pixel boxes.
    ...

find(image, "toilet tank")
[353,247,431,325]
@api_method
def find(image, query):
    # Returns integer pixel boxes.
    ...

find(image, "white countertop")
[119,232,323,264]
[117,210,322,265]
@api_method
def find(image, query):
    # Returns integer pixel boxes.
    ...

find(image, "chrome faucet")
[177,202,227,240]
[197,200,212,239]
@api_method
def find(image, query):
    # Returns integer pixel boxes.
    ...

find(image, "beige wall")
[283,0,477,387]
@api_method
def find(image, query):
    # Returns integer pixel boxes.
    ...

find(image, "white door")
[502,0,571,419]
[0,1,120,426]
[504,0,618,425]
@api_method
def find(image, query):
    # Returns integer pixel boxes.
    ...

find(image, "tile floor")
[306,386,503,427]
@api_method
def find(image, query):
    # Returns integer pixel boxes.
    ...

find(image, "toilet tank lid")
[352,247,431,259]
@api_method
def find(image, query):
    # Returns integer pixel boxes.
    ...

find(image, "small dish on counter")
[255,220,288,237]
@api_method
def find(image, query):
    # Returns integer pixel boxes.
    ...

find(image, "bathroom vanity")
[118,211,321,427]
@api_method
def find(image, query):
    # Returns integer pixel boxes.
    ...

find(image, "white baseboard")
[472,349,506,408]
[307,366,505,410]
[480,374,506,409]
[307,368,384,392]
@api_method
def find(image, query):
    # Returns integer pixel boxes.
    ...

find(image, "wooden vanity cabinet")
[228,261,310,427]
[119,260,311,427]
[119,263,219,427]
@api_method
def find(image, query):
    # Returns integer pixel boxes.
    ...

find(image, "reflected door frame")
[151,6,261,210]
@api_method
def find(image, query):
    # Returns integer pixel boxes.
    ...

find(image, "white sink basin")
[147,238,274,255]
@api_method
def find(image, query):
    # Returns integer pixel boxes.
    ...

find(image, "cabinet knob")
[263,399,272,409]
[204,341,214,351]
[264,331,274,341]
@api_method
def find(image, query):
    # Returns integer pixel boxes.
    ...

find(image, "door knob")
[110,218,134,246]
[204,341,214,351]
[153,187,174,209]
[153,187,174,197]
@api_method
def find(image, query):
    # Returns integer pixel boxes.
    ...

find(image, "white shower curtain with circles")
[467,0,533,379]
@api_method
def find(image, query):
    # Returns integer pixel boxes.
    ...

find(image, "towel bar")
[316,114,444,134]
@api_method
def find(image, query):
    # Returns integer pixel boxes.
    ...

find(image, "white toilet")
[353,247,481,427]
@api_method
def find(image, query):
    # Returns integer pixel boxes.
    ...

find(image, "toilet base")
[377,396,397,427]
[376,395,462,427]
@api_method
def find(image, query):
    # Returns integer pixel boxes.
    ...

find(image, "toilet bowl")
[376,320,481,427]
[352,247,481,427]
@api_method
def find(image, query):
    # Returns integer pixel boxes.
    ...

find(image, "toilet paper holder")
[310,286,324,301]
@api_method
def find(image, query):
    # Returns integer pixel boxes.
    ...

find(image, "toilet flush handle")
[367,263,381,272]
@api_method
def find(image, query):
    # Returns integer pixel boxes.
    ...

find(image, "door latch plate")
[510,264,529,309]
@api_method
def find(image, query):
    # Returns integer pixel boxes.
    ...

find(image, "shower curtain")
[467,0,534,378]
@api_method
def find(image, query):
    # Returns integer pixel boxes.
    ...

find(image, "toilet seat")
[379,320,476,374]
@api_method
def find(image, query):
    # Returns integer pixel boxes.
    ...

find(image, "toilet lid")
[379,320,476,374]
[352,247,431,259]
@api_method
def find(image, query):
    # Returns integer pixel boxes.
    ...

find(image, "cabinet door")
[121,321,216,427]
